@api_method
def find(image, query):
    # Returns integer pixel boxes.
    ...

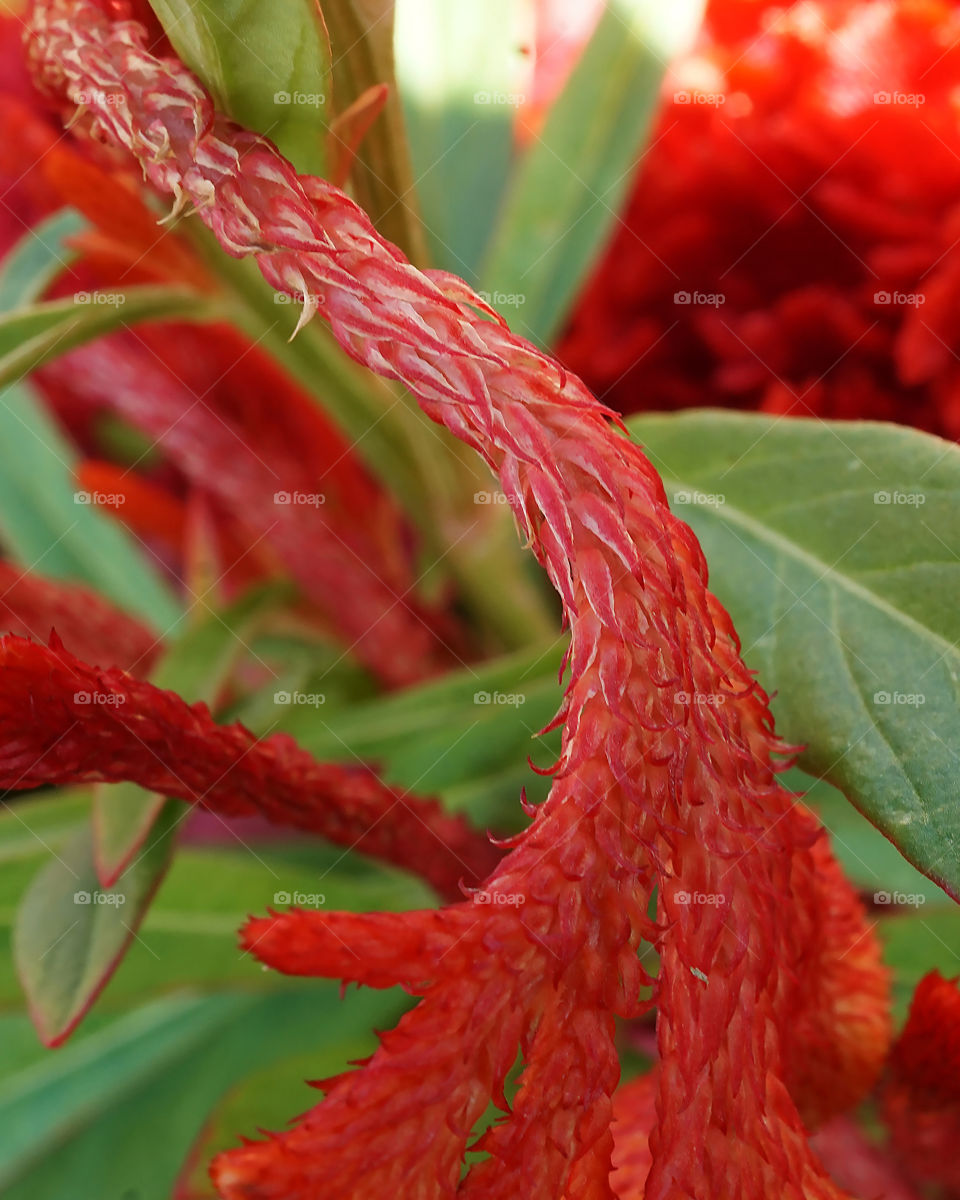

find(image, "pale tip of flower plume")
[288,294,319,342]
[158,188,189,226]
[64,102,87,130]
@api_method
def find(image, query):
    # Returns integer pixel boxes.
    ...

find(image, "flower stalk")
[21,2,891,1194]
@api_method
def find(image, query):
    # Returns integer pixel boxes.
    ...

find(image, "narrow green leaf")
[0,791,431,1012]
[250,641,566,827]
[13,813,178,1046]
[147,0,332,176]
[394,0,529,278]
[628,411,960,899]
[481,0,706,343]
[0,383,181,629]
[324,0,427,263]
[0,985,405,1200]
[0,286,216,388]
[0,210,87,310]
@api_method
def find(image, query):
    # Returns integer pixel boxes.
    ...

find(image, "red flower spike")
[558,0,960,439]
[607,1073,656,1200]
[881,971,960,1194]
[0,560,160,674]
[810,1117,923,1200]
[0,634,499,899]
[39,323,461,686]
[23,4,889,1196]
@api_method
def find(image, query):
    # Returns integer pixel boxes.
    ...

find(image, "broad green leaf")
[147,0,332,176]
[0,985,405,1200]
[0,286,216,389]
[481,0,706,343]
[793,768,944,904]
[0,383,181,629]
[394,0,530,278]
[13,813,178,1045]
[628,411,960,899]
[93,584,291,887]
[0,210,87,310]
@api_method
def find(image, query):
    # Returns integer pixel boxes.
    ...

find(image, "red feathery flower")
[882,971,960,1195]
[37,321,461,685]
[0,633,499,899]
[19,1,890,1195]
[0,560,160,673]
[559,0,960,438]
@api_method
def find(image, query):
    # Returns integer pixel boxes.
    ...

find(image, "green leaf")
[879,908,960,1021]
[481,0,706,343]
[0,210,88,310]
[0,790,431,1013]
[627,411,960,899]
[13,812,178,1046]
[0,286,216,389]
[147,0,332,177]
[394,0,529,278]
[246,641,566,828]
[324,0,427,263]
[0,985,405,1200]
[0,383,181,629]
[93,584,293,887]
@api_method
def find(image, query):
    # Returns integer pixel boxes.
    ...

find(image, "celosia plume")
[0,634,499,899]
[17,2,890,1195]
[559,0,960,438]
[38,320,461,686]
[881,971,960,1195]
[0,560,160,674]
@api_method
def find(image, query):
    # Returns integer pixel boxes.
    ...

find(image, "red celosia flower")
[559,0,960,439]
[38,320,463,685]
[0,560,160,673]
[881,970,960,1194]
[18,1,891,1195]
[0,633,500,899]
